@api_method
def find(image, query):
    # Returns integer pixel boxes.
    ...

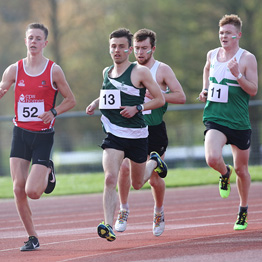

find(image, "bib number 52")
[17,102,45,122]
[23,107,38,118]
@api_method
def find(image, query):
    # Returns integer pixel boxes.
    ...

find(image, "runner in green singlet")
[115,29,186,236]
[198,14,258,231]
[86,28,168,241]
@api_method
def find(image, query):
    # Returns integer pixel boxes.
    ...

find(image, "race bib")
[207,83,229,103]
[17,102,45,122]
[99,89,121,109]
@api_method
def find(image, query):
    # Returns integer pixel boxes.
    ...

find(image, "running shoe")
[149,151,168,178]
[153,211,165,236]
[115,209,129,232]
[234,211,248,230]
[20,236,39,251]
[219,165,233,198]
[45,160,56,194]
[97,221,116,241]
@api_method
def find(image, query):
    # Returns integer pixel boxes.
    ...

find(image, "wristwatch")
[50,108,57,117]
[136,104,144,112]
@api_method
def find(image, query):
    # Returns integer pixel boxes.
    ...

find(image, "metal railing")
[0,100,261,175]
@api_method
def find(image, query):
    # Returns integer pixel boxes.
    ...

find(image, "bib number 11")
[207,83,228,103]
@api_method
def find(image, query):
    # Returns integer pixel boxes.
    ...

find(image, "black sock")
[222,166,230,178]
[239,206,248,213]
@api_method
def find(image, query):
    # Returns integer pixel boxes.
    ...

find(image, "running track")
[0,183,261,262]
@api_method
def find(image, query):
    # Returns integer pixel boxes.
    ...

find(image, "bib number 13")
[99,89,121,109]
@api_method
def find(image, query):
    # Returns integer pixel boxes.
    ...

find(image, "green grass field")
[0,166,261,199]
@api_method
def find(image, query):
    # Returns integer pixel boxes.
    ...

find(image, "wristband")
[50,108,57,117]
[237,73,242,80]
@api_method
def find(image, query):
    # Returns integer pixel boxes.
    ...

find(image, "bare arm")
[53,65,76,113]
[228,52,258,96]
[86,67,109,115]
[159,63,186,104]
[120,65,165,118]
[38,64,76,123]
[0,64,16,99]
[140,66,165,111]
[86,97,99,115]
[199,51,212,102]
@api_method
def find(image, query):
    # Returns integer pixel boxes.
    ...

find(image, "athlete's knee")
[13,185,26,200]
[206,153,221,168]
[26,188,41,199]
[234,165,249,179]
[119,163,130,178]
[132,181,143,190]
[104,172,118,188]
[149,174,163,188]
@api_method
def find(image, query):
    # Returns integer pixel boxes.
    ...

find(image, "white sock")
[154,206,164,213]
[120,203,129,211]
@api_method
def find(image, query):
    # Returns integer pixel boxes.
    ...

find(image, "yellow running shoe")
[150,151,168,178]
[219,165,233,199]
[97,221,116,241]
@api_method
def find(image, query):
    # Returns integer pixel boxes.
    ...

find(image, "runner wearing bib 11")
[198,14,258,231]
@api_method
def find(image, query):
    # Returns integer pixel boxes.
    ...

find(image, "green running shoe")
[219,165,233,198]
[234,211,248,230]
[150,151,168,178]
[97,221,116,241]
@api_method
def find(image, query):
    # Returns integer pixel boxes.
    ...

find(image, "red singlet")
[13,59,57,131]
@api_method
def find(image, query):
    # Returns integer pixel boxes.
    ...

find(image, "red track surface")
[0,183,261,262]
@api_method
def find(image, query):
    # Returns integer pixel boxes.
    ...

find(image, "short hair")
[109,28,133,47]
[219,14,242,32]
[134,28,156,47]
[26,23,49,40]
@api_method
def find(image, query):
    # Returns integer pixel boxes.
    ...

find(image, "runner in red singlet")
[0,23,76,251]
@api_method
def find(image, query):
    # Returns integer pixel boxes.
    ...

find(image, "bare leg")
[102,148,124,226]
[149,172,165,208]
[205,129,228,175]
[11,157,51,238]
[26,164,50,199]
[130,159,156,190]
[231,145,251,207]
[149,153,166,209]
[118,158,131,206]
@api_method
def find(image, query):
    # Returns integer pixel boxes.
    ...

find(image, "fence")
[0,101,261,176]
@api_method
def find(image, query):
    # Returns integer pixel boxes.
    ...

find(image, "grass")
[0,166,262,199]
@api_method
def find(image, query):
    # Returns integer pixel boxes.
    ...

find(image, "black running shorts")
[147,121,168,156]
[204,121,251,150]
[101,132,148,163]
[10,126,54,167]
